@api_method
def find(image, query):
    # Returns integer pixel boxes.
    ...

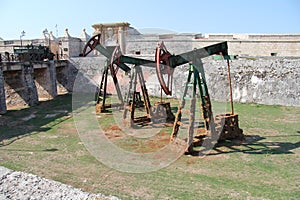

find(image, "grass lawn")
[0,94,299,199]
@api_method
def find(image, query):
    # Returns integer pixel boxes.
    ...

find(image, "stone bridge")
[0,60,74,114]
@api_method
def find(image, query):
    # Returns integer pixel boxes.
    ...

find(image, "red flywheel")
[82,34,101,56]
[155,41,174,96]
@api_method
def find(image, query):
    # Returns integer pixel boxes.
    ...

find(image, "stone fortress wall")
[126,32,300,57]
[66,56,300,108]
[2,23,300,58]
[93,23,300,107]
[0,22,299,114]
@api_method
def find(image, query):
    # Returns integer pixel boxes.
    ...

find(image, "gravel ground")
[0,166,120,200]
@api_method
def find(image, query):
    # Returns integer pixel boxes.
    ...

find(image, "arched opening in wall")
[34,68,54,101]
[56,65,71,95]
[3,70,28,107]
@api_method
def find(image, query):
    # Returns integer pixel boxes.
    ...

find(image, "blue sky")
[1,0,299,40]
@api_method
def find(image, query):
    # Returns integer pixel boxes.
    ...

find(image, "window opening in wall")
[63,48,68,52]
[271,53,277,56]
[4,41,14,45]
[135,51,141,55]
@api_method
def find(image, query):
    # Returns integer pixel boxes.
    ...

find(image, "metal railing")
[0,52,20,62]
[0,52,68,63]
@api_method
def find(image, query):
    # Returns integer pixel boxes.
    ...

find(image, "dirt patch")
[139,137,170,153]
[103,125,124,139]
[135,131,172,153]
[104,125,122,132]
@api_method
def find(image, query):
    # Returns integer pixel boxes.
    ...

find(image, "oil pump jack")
[83,34,243,153]
[155,41,243,152]
[82,34,175,126]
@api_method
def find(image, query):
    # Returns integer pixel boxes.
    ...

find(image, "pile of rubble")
[0,166,120,200]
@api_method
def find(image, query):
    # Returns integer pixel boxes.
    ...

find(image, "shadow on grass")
[0,94,72,147]
[0,147,59,152]
[209,135,300,155]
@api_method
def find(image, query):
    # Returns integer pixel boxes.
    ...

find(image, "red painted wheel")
[155,41,174,96]
[82,34,101,57]
[110,45,121,76]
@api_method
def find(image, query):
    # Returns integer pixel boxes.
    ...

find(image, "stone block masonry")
[167,58,299,107]
[34,61,57,100]
[3,63,39,108]
[0,58,97,113]
[1,56,299,115]
[203,58,300,106]
[0,61,68,114]
[72,56,300,107]
[126,33,300,57]
[56,64,75,94]
[22,63,39,106]
[0,66,6,114]
[3,70,27,107]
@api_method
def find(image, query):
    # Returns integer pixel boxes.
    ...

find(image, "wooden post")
[226,59,234,115]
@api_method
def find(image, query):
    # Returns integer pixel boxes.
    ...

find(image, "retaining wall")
[69,56,300,107]
[1,56,298,115]
[204,58,299,106]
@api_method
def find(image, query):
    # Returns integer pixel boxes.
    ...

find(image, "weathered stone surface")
[71,57,300,107]
[126,34,300,57]
[68,56,106,93]
[34,61,57,100]
[203,58,300,106]
[2,56,299,111]
[0,66,6,114]
[3,63,39,107]
[22,63,39,106]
